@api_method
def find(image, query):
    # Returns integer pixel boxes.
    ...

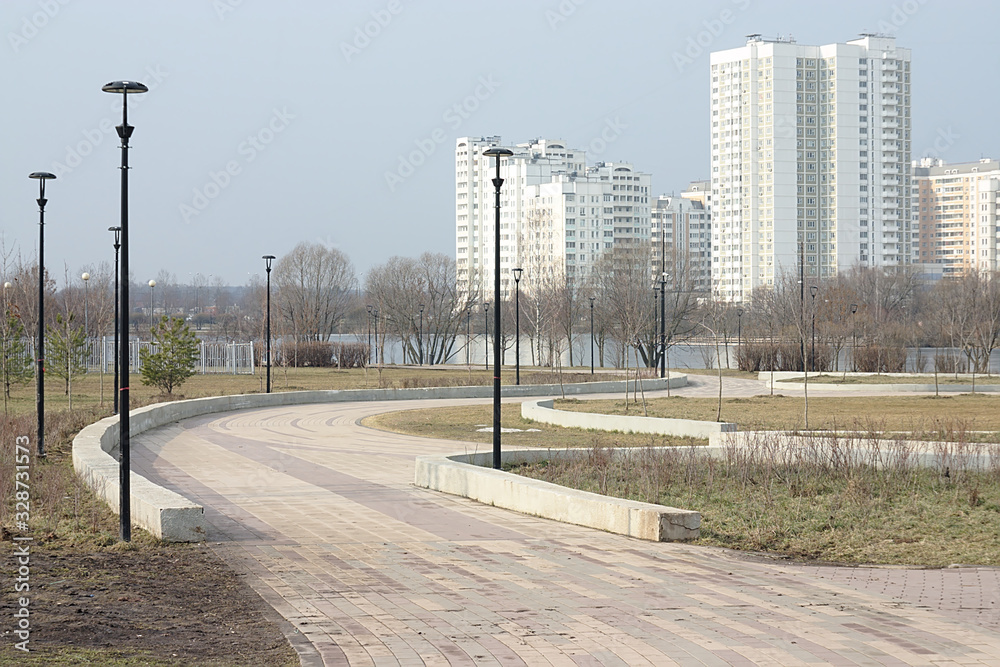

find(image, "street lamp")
[148,280,156,336]
[589,296,596,375]
[29,171,56,458]
[82,272,90,351]
[658,272,667,379]
[482,301,490,371]
[108,227,121,413]
[418,303,425,366]
[366,304,373,365]
[736,307,744,366]
[483,146,512,470]
[850,303,858,372]
[809,285,819,373]
[263,255,275,393]
[103,78,148,543]
[512,267,522,385]
[465,307,472,367]
[372,306,379,365]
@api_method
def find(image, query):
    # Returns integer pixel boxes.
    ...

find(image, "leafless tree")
[274,242,356,342]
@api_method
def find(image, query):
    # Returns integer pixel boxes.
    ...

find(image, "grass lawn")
[783,373,1000,385]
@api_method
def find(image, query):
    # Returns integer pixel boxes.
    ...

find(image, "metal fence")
[12,338,255,375]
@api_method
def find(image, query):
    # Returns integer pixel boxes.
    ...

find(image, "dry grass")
[788,373,1000,385]
[512,430,1000,566]
[364,403,705,450]
[555,393,1000,433]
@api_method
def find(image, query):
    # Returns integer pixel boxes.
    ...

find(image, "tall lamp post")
[372,307,379,365]
[736,307,744,367]
[109,227,121,413]
[148,280,156,336]
[512,267,522,385]
[658,272,667,378]
[82,272,90,355]
[483,146,512,470]
[809,285,819,373]
[418,303,425,365]
[263,255,275,392]
[103,78,148,543]
[29,171,56,458]
[366,305,373,365]
[482,301,490,371]
[849,303,858,371]
[465,307,471,367]
[589,296,596,375]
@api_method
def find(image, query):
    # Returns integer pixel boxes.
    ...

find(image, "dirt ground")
[0,541,298,666]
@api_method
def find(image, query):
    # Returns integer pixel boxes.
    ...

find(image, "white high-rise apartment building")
[456,137,651,299]
[710,34,913,302]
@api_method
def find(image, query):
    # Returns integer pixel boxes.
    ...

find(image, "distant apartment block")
[710,34,913,301]
[456,137,651,299]
[914,158,1000,277]
[651,194,711,294]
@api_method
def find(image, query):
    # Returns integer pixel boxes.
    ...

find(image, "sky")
[1,0,995,288]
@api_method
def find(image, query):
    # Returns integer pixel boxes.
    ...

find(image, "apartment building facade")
[710,34,913,302]
[651,195,712,293]
[456,136,651,299]
[914,158,1000,277]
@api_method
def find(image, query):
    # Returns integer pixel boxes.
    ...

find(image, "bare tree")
[275,242,356,341]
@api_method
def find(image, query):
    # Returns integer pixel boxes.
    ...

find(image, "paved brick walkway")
[131,392,1000,666]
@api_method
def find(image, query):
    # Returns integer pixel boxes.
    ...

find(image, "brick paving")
[131,390,1000,666]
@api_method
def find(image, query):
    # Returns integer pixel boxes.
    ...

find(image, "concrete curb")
[72,377,681,542]
[523,391,737,439]
[414,448,701,541]
[759,371,1000,393]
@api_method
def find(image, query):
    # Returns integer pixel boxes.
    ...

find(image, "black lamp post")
[512,267,522,385]
[483,146,512,470]
[418,303,425,365]
[372,307,379,366]
[366,304,373,365]
[109,226,121,414]
[850,303,858,371]
[29,171,55,458]
[482,301,490,371]
[263,255,275,392]
[103,78,148,543]
[809,285,819,373]
[148,280,156,336]
[589,296,595,375]
[658,272,667,379]
[465,307,472,367]
[736,307,744,366]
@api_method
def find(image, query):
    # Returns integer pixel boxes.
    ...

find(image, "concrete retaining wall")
[523,394,735,438]
[759,371,1000,394]
[72,376,683,542]
[414,448,700,541]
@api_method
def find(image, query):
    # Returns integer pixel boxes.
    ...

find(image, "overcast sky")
[1,0,994,287]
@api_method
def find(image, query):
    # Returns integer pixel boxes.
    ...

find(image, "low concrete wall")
[523,395,735,438]
[414,448,700,541]
[73,376,683,542]
[758,371,1000,394]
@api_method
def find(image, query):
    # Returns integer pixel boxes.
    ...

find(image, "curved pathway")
[131,382,1000,666]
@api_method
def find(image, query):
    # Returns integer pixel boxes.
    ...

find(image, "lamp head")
[512,267,523,282]
[482,147,513,158]
[148,280,156,287]
[82,273,90,282]
[419,303,425,313]
[850,303,858,314]
[810,285,819,298]
[102,80,148,94]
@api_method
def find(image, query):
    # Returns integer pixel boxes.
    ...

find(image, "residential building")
[651,195,711,293]
[710,34,913,302]
[914,158,1000,277]
[456,137,651,299]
